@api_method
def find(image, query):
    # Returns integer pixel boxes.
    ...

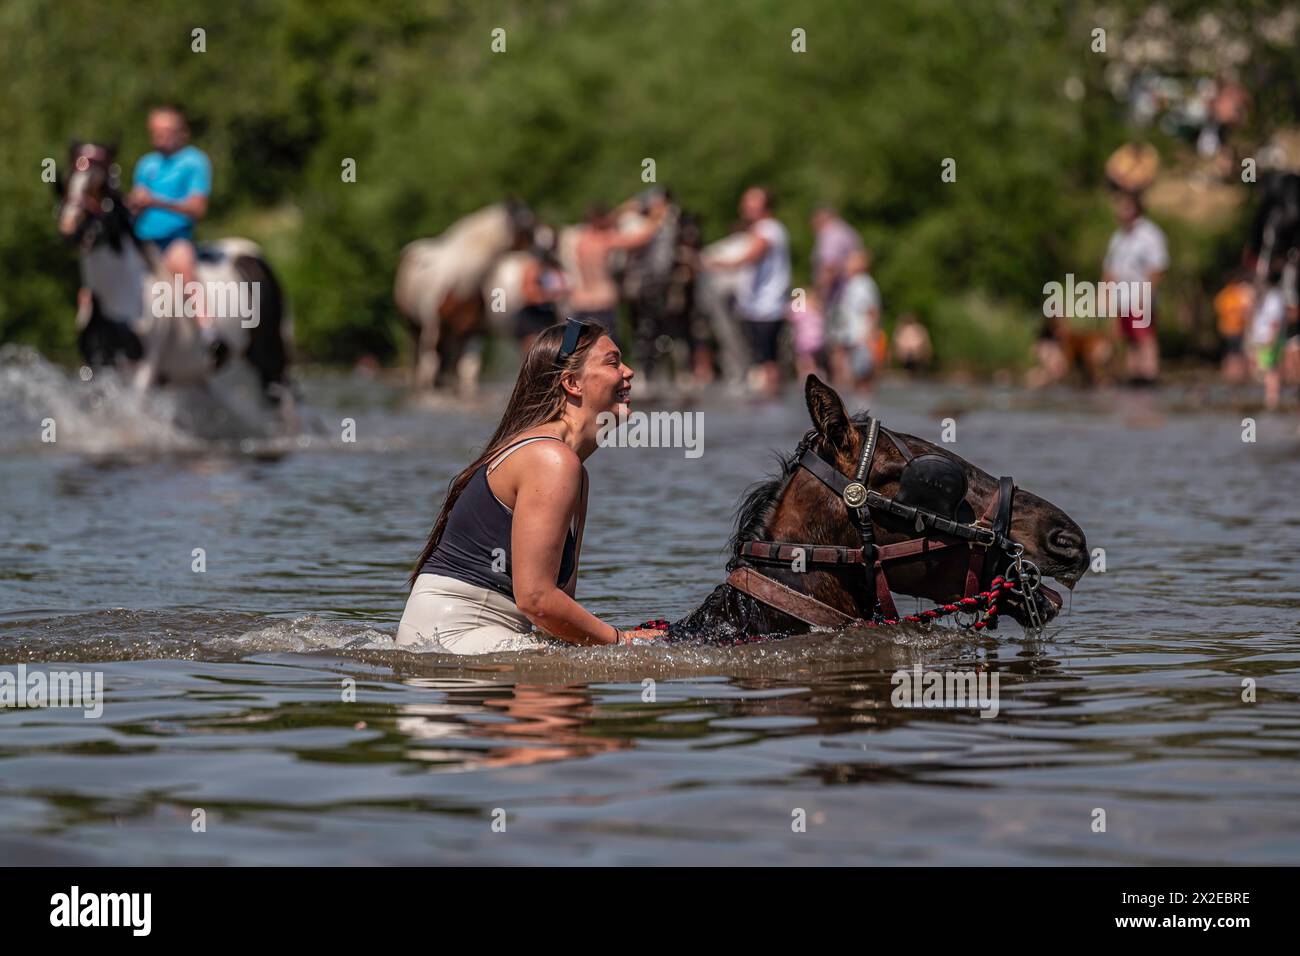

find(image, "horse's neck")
[448,204,509,250]
[442,205,512,293]
[709,231,750,256]
[81,229,150,323]
[704,232,753,293]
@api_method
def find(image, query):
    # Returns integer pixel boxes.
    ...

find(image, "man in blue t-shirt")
[126,105,215,338]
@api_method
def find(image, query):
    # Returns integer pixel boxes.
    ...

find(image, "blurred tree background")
[2,0,1296,371]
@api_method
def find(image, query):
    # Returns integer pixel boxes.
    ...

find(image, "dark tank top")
[420,437,580,601]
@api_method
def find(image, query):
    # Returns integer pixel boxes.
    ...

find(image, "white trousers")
[398,573,543,654]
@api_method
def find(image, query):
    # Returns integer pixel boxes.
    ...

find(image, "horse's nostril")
[1048,528,1083,557]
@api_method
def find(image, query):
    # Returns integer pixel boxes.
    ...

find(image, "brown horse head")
[670,374,1086,642]
[798,373,1088,627]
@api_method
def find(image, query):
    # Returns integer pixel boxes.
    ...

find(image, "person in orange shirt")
[1214,271,1254,385]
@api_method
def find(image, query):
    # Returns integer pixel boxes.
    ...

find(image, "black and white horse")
[619,194,705,384]
[55,141,293,413]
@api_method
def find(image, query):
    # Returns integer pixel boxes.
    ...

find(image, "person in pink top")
[811,204,864,315]
[788,290,827,380]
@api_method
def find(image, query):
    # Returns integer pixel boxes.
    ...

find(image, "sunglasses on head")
[557,317,584,362]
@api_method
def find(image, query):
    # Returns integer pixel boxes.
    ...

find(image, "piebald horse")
[394,200,535,396]
[55,141,293,413]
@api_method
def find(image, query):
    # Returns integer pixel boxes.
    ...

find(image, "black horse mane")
[725,410,874,571]
[101,190,134,254]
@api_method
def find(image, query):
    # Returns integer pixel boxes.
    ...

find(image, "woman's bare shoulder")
[495,433,580,482]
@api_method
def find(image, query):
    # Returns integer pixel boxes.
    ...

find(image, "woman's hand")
[617,627,667,643]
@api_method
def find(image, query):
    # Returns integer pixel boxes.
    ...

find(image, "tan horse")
[394,200,535,395]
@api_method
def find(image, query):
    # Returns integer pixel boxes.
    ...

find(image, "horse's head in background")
[56,140,126,249]
[504,196,536,252]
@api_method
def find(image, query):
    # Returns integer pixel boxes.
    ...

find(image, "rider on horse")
[124,104,216,344]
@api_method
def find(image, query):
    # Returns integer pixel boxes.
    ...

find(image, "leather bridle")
[61,148,119,247]
[726,417,1044,631]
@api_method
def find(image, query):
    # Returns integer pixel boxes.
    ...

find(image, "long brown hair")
[408,320,606,588]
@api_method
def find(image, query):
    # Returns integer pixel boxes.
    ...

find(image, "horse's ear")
[805,373,851,452]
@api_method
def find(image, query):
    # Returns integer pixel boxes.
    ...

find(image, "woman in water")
[400,319,668,653]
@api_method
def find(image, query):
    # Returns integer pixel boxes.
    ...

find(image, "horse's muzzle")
[1003,580,1063,629]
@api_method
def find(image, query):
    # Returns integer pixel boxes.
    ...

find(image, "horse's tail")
[234,254,291,402]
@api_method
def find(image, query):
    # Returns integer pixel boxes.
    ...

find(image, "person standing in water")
[566,200,666,338]
[401,319,668,653]
[1103,190,1168,386]
[514,225,568,355]
[810,204,862,317]
[704,186,791,399]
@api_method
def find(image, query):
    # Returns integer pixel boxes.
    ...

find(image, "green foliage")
[0,0,1286,367]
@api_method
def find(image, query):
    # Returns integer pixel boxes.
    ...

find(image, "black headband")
[557,317,583,361]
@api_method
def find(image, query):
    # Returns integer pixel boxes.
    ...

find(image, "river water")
[1,345,1297,865]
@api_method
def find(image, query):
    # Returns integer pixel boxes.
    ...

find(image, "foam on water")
[0,604,1004,684]
[0,345,422,457]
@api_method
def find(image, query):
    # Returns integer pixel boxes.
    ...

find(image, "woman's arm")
[510,448,618,645]
[605,206,667,251]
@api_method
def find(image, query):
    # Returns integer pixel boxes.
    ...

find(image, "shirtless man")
[566,199,666,337]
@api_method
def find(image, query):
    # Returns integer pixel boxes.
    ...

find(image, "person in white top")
[703,186,791,399]
[1103,191,1168,384]
[828,249,881,394]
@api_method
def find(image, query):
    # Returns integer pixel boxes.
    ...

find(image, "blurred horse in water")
[551,191,701,385]
[395,200,535,396]
[614,191,703,385]
[55,140,295,420]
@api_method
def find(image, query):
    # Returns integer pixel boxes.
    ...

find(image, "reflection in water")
[393,678,629,768]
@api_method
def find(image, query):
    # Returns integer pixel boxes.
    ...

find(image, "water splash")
[0,345,199,454]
